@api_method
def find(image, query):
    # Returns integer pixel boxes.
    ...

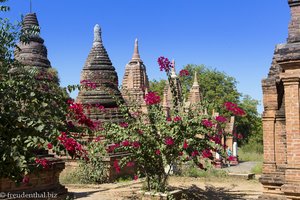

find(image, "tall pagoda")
[76,24,124,122]
[121,39,149,105]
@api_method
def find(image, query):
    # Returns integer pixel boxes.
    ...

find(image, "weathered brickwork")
[260,0,300,199]
[76,24,124,123]
[121,39,149,106]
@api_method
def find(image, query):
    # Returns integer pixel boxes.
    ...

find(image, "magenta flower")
[201,149,212,158]
[47,143,53,150]
[173,116,182,122]
[22,175,30,184]
[132,141,141,148]
[134,175,138,181]
[224,102,245,116]
[155,149,161,155]
[183,139,189,149]
[145,92,161,105]
[122,140,131,147]
[35,158,50,169]
[126,161,135,167]
[157,56,172,72]
[114,159,121,173]
[215,116,227,123]
[201,119,214,128]
[228,155,236,161]
[179,69,189,77]
[164,137,174,146]
[191,150,199,157]
[119,122,129,128]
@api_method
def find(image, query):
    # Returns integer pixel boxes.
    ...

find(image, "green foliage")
[251,162,263,174]
[182,162,228,178]
[236,95,262,145]
[238,147,263,162]
[149,79,166,97]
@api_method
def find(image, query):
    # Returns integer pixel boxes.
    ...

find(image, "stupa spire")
[132,38,141,60]
[171,60,177,78]
[93,24,102,46]
[193,71,199,87]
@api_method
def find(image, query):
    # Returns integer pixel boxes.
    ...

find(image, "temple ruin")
[260,0,300,199]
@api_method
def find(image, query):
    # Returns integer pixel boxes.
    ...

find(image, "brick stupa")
[121,39,149,105]
[162,60,183,115]
[4,13,68,199]
[187,71,202,105]
[76,24,124,123]
[15,13,51,68]
[260,0,300,199]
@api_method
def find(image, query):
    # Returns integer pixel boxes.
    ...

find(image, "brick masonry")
[260,0,300,199]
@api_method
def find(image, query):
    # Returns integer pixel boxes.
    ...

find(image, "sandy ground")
[67,176,263,200]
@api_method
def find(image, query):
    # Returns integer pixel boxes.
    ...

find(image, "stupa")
[76,24,124,122]
[14,13,51,68]
[4,13,68,199]
[121,39,149,105]
[187,71,202,105]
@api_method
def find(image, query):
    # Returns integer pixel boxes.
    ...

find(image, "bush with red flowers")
[102,56,246,192]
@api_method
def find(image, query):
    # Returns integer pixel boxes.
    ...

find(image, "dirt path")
[67,176,262,200]
[223,161,259,174]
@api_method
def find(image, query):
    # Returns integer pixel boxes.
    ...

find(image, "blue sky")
[3,0,291,113]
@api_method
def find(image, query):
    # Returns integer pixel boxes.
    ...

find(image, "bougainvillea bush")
[101,56,245,192]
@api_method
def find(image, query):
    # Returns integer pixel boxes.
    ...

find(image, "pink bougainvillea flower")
[126,161,135,167]
[95,104,106,112]
[134,175,138,181]
[122,140,131,147]
[210,135,221,144]
[228,155,236,161]
[145,92,161,105]
[155,149,161,155]
[132,141,141,148]
[47,143,53,150]
[224,102,246,116]
[178,151,183,156]
[35,158,50,169]
[179,69,189,77]
[237,133,243,139]
[173,116,182,122]
[201,119,214,128]
[183,139,189,149]
[137,129,143,134]
[191,150,199,157]
[113,159,121,173]
[164,137,174,146]
[119,122,129,128]
[166,117,172,122]
[157,56,172,72]
[22,175,30,184]
[215,116,227,123]
[201,149,212,158]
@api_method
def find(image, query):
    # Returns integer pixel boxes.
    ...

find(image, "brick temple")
[260,0,300,199]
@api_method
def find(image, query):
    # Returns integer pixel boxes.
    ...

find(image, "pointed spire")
[23,13,39,32]
[193,71,199,87]
[171,60,177,78]
[132,38,141,60]
[93,24,102,46]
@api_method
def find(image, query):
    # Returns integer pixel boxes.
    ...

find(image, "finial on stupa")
[30,0,32,13]
[193,71,199,87]
[93,24,102,46]
[132,38,141,60]
[171,60,177,78]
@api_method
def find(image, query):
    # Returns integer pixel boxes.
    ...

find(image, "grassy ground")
[238,147,263,174]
